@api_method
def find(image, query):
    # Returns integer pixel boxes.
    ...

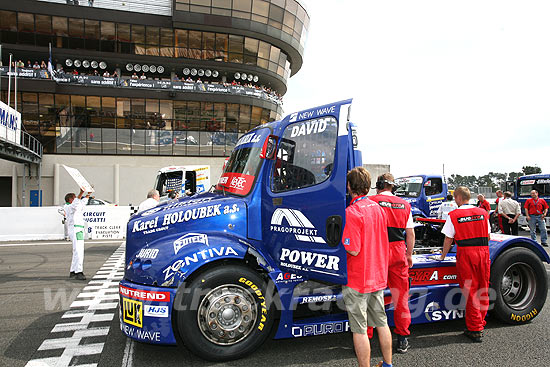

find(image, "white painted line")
[121,337,135,367]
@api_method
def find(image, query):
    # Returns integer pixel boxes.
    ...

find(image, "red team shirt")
[342,196,389,293]
[524,198,548,215]
[477,200,491,213]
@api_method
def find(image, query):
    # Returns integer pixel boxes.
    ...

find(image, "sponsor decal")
[511,308,538,322]
[217,173,254,194]
[144,305,169,318]
[119,285,170,302]
[271,209,326,244]
[122,298,143,328]
[290,117,329,138]
[173,233,209,255]
[457,214,485,223]
[235,132,262,147]
[280,248,340,273]
[378,201,406,210]
[291,105,336,123]
[275,272,303,284]
[162,246,239,281]
[298,295,337,304]
[137,248,159,259]
[490,233,510,242]
[409,267,458,286]
[537,179,550,184]
[238,277,268,331]
[424,301,464,322]
[122,324,161,342]
[291,321,349,337]
[343,238,350,246]
[520,180,536,185]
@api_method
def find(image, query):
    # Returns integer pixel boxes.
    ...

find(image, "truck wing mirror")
[260,135,278,160]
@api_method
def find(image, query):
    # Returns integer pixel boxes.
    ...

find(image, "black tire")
[490,247,548,324]
[175,265,275,361]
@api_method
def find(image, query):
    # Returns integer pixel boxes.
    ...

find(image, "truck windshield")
[215,128,271,196]
[395,176,423,198]
[518,178,550,197]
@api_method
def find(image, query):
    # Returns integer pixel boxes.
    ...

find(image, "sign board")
[0,100,21,145]
[62,165,95,192]
[84,206,130,239]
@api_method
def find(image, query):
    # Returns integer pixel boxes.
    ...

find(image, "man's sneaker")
[69,271,76,278]
[74,272,87,280]
[396,335,409,353]
[542,243,548,247]
[463,329,483,343]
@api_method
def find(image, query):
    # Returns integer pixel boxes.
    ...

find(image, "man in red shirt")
[440,186,490,342]
[342,167,393,367]
[525,190,548,246]
[476,194,491,213]
[370,173,415,354]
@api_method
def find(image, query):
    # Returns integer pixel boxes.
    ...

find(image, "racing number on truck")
[238,277,268,331]
[123,298,143,328]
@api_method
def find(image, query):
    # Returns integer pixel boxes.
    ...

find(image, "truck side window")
[424,177,443,196]
[271,116,337,193]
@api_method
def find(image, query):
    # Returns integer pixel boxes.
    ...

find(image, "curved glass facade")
[0,10,291,78]
[1,91,280,156]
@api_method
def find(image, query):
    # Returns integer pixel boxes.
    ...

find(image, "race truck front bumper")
[119,279,178,345]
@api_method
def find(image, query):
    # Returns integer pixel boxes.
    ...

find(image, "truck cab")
[509,174,550,227]
[394,175,448,218]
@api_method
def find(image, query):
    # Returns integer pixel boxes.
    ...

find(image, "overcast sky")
[283,0,550,177]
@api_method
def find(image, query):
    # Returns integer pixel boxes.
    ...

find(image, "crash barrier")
[0,206,132,241]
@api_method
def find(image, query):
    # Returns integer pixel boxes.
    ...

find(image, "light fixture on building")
[212,70,219,77]
[82,60,90,68]
[157,65,165,73]
[126,63,133,71]
[90,60,98,68]
[150,65,157,73]
[234,72,240,79]
[134,64,141,72]
[198,69,204,77]
[205,69,212,77]
[65,59,73,67]
[74,60,82,67]
[142,65,149,72]
[99,61,107,70]
[183,68,190,75]
[241,73,247,81]
[191,68,197,76]
[247,74,253,82]
[253,75,259,82]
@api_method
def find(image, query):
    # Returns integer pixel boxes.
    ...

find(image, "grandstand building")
[0,0,309,206]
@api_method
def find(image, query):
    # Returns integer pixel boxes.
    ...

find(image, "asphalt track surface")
[1,234,550,367]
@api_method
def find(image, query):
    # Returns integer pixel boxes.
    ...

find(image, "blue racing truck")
[508,174,550,228]
[120,100,548,361]
[394,175,449,218]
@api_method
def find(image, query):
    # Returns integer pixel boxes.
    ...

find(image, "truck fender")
[490,235,550,264]
[411,207,426,218]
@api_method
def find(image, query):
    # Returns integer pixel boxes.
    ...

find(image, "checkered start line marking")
[26,244,126,367]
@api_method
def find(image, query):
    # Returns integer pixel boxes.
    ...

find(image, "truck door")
[423,176,445,217]
[262,115,348,284]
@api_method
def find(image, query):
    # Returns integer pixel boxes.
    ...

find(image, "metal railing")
[21,130,43,159]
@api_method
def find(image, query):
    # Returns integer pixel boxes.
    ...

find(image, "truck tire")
[176,265,274,361]
[490,247,547,324]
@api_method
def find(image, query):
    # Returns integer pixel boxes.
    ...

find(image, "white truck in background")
[154,165,210,201]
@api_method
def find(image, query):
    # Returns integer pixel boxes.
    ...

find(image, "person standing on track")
[525,190,548,246]
[439,186,491,342]
[342,167,393,367]
[65,188,90,280]
[498,191,521,235]
[476,194,491,213]
[370,173,415,354]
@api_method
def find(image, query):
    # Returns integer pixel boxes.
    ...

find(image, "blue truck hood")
[125,193,248,285]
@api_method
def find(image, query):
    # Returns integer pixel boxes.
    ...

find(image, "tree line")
[447,165,542,191]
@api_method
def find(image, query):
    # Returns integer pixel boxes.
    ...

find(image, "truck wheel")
[490,247,547,324]
[176,265,274,361]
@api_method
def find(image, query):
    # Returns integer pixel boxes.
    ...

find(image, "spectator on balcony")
[32,61,40,69]
[131,72,139,79]
[57,66,64,74]
[186,76,193,82]
[16,60,25,68]
[72,69,79,75]
[103,70,110,77]
[41,60,47,69]
[112,71,118,78]
[196,78,203,83]
[172,74,179,82]
[140,73,147,80]
[26,60,32,68]
[93,69,99,76]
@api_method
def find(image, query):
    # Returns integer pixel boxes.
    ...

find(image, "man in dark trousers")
[370,173,415,354]
[440,186,491,342]
[342,167,393,367]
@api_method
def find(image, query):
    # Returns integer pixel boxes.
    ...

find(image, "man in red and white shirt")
[370,173,415,354]
[476,194,491,213]
[440,186,491,343]
[342,167,393,367]
[525,190,548,246]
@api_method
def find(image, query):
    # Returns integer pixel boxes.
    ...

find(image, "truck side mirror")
[260,135,278,160]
